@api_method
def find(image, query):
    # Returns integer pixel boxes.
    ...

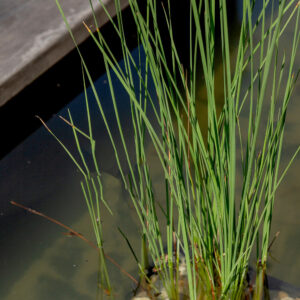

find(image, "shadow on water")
[0,1,299,299]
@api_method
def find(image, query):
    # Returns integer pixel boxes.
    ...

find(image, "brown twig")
[10,201,138,285]
[58,115,75,129]
[82,21,92,34]
[35,116,52,133]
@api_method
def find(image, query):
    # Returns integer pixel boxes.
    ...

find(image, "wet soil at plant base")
[132,253,300,300]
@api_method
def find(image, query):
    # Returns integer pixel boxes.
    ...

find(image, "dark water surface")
[0,1,299,299]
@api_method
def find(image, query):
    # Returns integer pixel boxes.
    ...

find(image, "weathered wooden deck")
[0,0,128,106]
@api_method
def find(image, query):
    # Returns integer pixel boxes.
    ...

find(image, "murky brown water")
[0,2,299,299]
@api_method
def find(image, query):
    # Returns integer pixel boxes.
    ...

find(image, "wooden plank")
[0,0,128,106]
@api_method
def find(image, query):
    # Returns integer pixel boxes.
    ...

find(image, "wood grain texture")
[0,0,128,106]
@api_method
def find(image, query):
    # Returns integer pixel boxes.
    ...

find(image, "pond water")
[0,2,299,300]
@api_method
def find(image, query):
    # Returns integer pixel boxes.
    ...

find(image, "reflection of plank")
[4,172,139,300]
[3,210,98,300]
[0,0,128,106]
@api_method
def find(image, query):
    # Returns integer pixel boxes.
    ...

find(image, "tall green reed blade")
[51,0,300,298]
[38,112,113,297]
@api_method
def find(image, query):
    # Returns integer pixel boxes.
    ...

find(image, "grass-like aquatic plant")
[46,0,300,298]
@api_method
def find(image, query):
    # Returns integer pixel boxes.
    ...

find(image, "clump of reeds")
[48,0,300,299]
